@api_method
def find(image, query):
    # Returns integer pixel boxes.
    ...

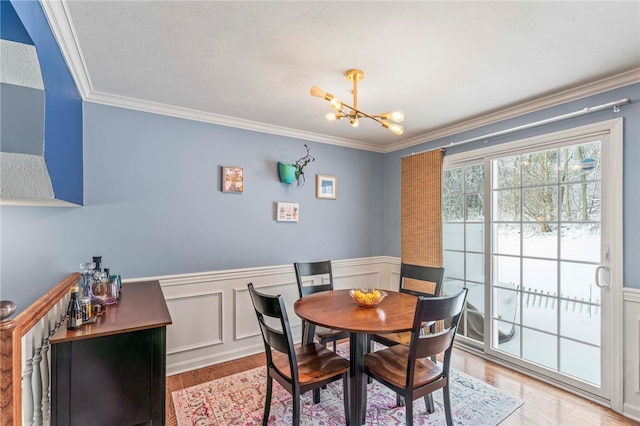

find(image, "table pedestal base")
[349,332,367,425]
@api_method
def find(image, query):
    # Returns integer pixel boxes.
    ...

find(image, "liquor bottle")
[91,256,103,296]
[92,256,102,272]
[66,286,82,330]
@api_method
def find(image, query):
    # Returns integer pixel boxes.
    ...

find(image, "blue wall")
[0,104,385,311]
[2,85,638,313]
[383,83,640,290]
[1,1,33,44]
[9,0,83,205]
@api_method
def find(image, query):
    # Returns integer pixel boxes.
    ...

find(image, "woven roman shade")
[401,150,444,293]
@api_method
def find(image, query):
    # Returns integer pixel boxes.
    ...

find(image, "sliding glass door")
[442,120,622,405]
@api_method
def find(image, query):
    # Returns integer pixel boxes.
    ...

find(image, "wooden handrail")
[0,272,81,426]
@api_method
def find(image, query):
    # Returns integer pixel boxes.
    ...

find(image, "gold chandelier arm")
[312,69,404,135]
[341,103,382,124]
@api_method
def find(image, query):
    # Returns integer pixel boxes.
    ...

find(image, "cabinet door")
[52,328,165,426]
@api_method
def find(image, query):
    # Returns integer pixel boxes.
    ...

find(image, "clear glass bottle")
[81,261,106,315]
[104,267,119,305]
[93,270,107,299]
[66,286,82,330]
[80,262,96,298]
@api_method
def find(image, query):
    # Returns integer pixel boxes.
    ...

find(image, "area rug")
[172,344,523,425]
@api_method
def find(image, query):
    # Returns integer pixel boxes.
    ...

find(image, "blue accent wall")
[0,105,385,311]
[9,0,83,205]
[1,0,33,44]
[4,85,637,313]
[383,83,640,290]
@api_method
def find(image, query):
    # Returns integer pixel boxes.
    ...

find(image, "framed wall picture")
[316,174,337,199]
[221,166,243,193]
[276,202,299,222]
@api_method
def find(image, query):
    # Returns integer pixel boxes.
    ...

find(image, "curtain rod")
[404,98,630,157]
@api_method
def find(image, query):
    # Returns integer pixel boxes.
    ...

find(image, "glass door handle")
[595,265,609,289]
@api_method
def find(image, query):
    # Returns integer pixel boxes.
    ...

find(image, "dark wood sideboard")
[50,280,172,426]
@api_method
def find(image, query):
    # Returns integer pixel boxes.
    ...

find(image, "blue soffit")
[2,0,84,206]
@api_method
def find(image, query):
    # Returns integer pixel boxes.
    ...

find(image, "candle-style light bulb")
[381,121,404,135]
[388,123,404,135]
[381,111,405,122]
[310,86,326,98]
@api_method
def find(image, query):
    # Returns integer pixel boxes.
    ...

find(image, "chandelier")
[310,69,404,135]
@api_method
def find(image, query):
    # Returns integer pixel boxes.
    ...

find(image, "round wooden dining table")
[293,289,418,425]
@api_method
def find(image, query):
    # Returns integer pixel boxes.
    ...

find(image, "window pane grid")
[443,164,485,342]
[489,142,601,386]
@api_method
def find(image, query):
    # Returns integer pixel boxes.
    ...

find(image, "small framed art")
[276,202,299,222]
[316,174,337,199]
[222,166,243,193]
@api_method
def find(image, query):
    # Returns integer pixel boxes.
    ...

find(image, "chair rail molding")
[129,256,400,375]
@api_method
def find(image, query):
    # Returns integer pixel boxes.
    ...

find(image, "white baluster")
[40,313,52,425]
[19,291,72,426]
[22,329,35,426]
[31,321,43,426]
[43,304,62,426]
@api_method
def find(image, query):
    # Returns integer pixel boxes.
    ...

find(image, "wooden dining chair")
[247,283,350,426]
[294,261,350,351]
[363,288,468,426]
[370,263,445,349]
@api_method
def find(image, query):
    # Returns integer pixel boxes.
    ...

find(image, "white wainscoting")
[127,257,640,421]
[128,256,400,376]
[623,287,640,421]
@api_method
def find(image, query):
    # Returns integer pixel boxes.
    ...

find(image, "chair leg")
[443,386,453,426]
[405,396,413,426]
[263,375,273,426]
[313,388,320,404]
[320,338,328,391]
[423,393,435,414]
[366,336,373,384]
[293,390,301,426]
[396,393,405,406]
[342,375,350,426]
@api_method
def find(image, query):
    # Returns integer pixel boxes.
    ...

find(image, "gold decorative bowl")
[349,289,387,308]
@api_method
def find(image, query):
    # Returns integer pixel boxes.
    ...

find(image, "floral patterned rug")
[172,345,523,425]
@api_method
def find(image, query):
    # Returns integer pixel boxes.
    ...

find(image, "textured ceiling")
[48,1,640,152]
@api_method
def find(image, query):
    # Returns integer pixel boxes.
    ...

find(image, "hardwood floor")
[166,344,635,425]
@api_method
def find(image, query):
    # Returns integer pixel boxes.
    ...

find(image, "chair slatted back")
[407,289,468,379]
[399,263,445,298]
[248,283,298,375]
[294,261,334,297]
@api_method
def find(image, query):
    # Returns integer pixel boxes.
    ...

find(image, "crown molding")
[42,3,638,154]
[87,68,640,155]
[381,68,640,153]
[40,0,93,98]
[85,90,384,152]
